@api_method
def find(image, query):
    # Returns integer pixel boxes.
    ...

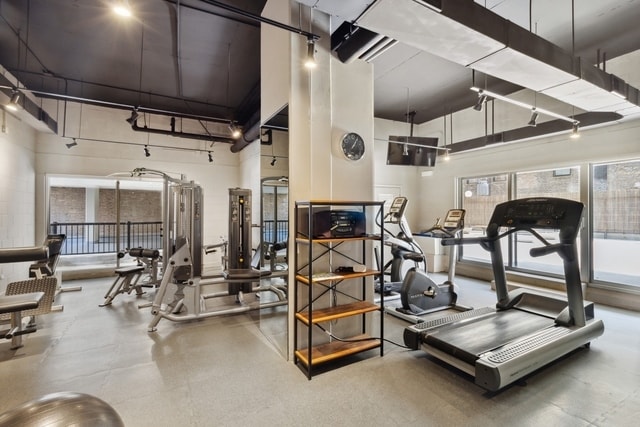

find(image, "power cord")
[315,323,411,349]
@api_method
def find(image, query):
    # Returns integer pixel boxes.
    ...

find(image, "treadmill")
[403,197,604,391]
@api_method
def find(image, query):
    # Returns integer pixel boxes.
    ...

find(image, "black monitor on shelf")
[386,136,438,167]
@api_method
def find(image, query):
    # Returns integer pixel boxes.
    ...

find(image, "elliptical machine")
[392,208,469,322]
[375,197,426,291]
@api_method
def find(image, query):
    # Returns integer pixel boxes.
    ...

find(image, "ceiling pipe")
[130,120,235,144]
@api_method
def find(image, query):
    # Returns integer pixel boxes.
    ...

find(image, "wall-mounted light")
[473,94,487,112]
[65,138,78,149]
[261,129,273,145]
[126,108,139,125]
[144,145,150,157]
[443,148,450,161]
[570,122,580,139]
[113,0,133,18]
[5,90,20,112]
[304,38,317,70]
[208,151,213,163]
[229,121,241,139]
[527,109,539,127]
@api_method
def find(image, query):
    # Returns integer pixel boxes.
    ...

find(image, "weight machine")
[147,187,287,332]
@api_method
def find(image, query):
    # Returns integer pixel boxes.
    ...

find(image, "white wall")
[0,111,37,291]
[34,103,242,248]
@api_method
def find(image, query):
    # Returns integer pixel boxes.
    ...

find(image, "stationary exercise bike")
[392,208,469,321]
[375,196,426,292]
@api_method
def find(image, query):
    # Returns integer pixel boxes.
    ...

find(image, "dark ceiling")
[1,0,639,133]
[0,0,265,126]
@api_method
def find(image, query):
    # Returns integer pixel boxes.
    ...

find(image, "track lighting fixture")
[527,109,539,127]
[5,90,20,112]
[126,108,139,125]
[304,38,317,69]
[113,0,132,17]
[228,121,241,139]
[473,94,487,112]
[270,156,277,166]
[65,138,78,149]
[470,87,577,124]
[570,122,580,139]
[144,145,150,157]
[208,151,213,163]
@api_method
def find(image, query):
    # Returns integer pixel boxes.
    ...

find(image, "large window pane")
[514,167,580,275]
[592,160,640,287]
[460,174,509,263]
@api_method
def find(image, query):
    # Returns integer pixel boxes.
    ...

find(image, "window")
[514,167,580,275]
[591,160,640,288]
[460,174,509,263]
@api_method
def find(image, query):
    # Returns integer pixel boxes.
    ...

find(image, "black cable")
[314,323,411,350]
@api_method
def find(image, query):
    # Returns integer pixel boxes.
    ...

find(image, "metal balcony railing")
[49,221,162,255]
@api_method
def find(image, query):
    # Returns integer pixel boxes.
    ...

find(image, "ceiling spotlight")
[5,90,20,112]
[229,121,241,139]
[208,151,213,163]
[270,156,277,166]
[65,138,78,149]
[144,145,150,157]
[527,109,539,127]
[113,0,132,17]
[126,108,139,125]
[473,93,487,112]
[570,122,580,139]
[304,38,317,70]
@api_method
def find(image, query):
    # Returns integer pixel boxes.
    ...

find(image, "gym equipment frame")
[404,197,604,391]
[147,188,286,331]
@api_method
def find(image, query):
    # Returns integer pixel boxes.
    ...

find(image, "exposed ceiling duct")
[357,0,640,117]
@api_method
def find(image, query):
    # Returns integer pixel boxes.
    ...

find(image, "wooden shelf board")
[296,270,381,285]
[295,334,381,367]
[296,301,380,325]
[295,235,381,244]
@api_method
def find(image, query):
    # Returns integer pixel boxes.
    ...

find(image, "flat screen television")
[386,136,438,167]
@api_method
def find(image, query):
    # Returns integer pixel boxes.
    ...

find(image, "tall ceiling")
[1,0,639,132]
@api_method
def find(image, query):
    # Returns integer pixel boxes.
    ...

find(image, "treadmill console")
[442,209,465,231]
[490,197,583,233]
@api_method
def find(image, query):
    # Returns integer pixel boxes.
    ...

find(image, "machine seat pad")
[115,266,145,276]
[0,292,44,315]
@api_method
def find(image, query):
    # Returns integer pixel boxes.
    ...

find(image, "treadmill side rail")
[474,320,605,391]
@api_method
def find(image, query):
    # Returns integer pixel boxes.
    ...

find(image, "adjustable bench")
[100,248,161,306]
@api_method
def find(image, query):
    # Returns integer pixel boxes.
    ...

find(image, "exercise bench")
[0,245,58,350]
[100,248,160,307]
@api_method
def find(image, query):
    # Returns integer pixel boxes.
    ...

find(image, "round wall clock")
[340,132,365,161]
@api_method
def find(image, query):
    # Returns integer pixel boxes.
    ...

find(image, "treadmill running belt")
[424,309,554,365]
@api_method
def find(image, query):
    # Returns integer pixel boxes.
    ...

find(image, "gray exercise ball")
[0,391,124,427]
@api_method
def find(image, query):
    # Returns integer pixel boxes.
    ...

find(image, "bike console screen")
[489,197,583,233]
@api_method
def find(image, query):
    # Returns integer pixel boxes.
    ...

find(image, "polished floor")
[0,273,639,426]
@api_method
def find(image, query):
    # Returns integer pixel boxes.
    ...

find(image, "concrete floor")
[0,274,639,426]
